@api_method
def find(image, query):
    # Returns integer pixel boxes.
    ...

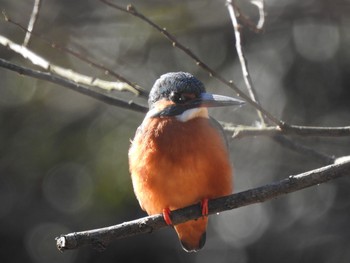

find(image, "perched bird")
[128,72,244,252]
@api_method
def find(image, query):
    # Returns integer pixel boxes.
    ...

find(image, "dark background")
[1,0,350,262]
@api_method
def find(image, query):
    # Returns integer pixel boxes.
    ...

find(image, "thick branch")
[56,157,350,251]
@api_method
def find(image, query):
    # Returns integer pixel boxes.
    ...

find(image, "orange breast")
[128,116,233,215]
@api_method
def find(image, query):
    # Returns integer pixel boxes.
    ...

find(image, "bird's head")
[147,72,244,122]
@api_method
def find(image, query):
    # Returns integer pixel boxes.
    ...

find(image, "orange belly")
[129,116,232,214]
[128,116,233,251]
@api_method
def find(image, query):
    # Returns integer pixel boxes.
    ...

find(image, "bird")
[128,72,244,252]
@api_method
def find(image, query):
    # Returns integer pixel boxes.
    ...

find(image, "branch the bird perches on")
[56,157,350,251]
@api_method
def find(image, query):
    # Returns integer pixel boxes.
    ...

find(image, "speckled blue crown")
[148,72,205,108]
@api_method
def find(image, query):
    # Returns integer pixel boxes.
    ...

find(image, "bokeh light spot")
[43,163,93,214]
[214,204,270,248]
[293,20,339,62]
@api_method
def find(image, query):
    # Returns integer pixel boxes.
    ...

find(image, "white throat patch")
[175,107,209,122]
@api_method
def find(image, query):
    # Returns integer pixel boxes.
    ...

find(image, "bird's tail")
[174,217,208,252]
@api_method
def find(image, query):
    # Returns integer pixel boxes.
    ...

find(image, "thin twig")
[0,34,141,96]
[222,124,350,138]
[23,0,42,46]
[56,158,350,251]
[2,5,350,138]
[251,0,266,30]
[226,0,338,164]
[231,0,265,33]
[0,58,148,113]
[2,12,147,97]
[223,124,339,163]
[98,1,350,138]
[98,0,282,126]
[227,0,266,125]
[273,135,336,164]
[2,52,349,138]
[224,0,346,161]
[281,124,350,137]
[1,48,349,137]
[1,42,348,138]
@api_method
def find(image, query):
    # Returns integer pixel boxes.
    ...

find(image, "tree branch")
[0,33,142,96]
[231,0,265,33]
[0,58,148,113]
[273,135,335,164]
[1,53,349,138]
[221,124,350,138]
[227,0,266,125]
[224,0,341,165]
[3,6,350,138]
[98,0,350,138]
[98,0,282,126]
[281,123,350,137]
[2,13,148,98]
[220,123,336,163]
[23,0,42,46]
[252,0,266,30]
[56,157,350,251]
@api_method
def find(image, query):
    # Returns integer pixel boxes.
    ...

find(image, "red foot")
[163,207,173,225]
[201,198,209,217]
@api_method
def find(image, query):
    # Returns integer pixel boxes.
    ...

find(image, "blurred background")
[1,0,350,262]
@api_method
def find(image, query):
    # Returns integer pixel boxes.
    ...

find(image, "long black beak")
[151,93,245,117]
[199,93,245,108]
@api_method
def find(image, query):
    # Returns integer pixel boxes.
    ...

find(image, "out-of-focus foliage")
[0,0,350,262]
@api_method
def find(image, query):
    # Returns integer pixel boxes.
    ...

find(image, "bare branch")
[2,7,349,139]
[97,1,350,139]
[227,0,266,125]
[251,0,266,30]
[98,0,282,126]
[222,124,336,163]
[2,13,147,97]
[56,157,350,251]
[1,52,348,138]
[273,135,336,164]
[222,124,350,138]
[0,58,148,113]
[23,0,42,46]
[225,2,332,163]
[0,34,141,96]
[230,0,265,33]
[221,124,281,138]
[281,123,350,137]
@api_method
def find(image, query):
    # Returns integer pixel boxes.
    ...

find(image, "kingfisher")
[128,72,244,252]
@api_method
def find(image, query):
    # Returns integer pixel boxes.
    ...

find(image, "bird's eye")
[170,92,196,103]
[170,91,181,103]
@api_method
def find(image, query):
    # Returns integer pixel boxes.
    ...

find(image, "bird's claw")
[163,207,173,225]
[201,198,209,217]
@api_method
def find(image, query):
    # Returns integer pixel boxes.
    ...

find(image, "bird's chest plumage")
[129,117,232,215]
